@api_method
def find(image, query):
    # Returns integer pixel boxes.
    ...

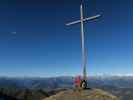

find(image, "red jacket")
[74,76,81,86]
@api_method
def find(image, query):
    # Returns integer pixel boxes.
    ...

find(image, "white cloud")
[11,32,17,34]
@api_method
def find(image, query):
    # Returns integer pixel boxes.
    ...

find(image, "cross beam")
[66,14,101,26]
[66,4,101,81]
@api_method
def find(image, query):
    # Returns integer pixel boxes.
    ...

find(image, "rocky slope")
[43,89,119,100]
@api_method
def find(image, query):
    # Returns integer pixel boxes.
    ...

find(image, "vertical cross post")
[66,2,101,89]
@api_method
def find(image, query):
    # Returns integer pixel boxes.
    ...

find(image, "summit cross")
[66,2,101,88]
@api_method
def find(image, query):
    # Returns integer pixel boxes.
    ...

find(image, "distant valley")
[0,76,133,100]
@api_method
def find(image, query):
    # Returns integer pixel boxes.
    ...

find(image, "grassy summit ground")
[43,89,119,100]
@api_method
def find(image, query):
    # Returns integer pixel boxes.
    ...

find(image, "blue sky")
[0,0,133,77]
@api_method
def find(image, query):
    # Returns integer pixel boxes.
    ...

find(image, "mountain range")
[0,76,133,100]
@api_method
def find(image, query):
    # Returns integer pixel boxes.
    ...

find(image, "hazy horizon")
[1,73,133,78]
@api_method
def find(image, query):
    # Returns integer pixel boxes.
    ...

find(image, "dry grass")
[43,89,119,100]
